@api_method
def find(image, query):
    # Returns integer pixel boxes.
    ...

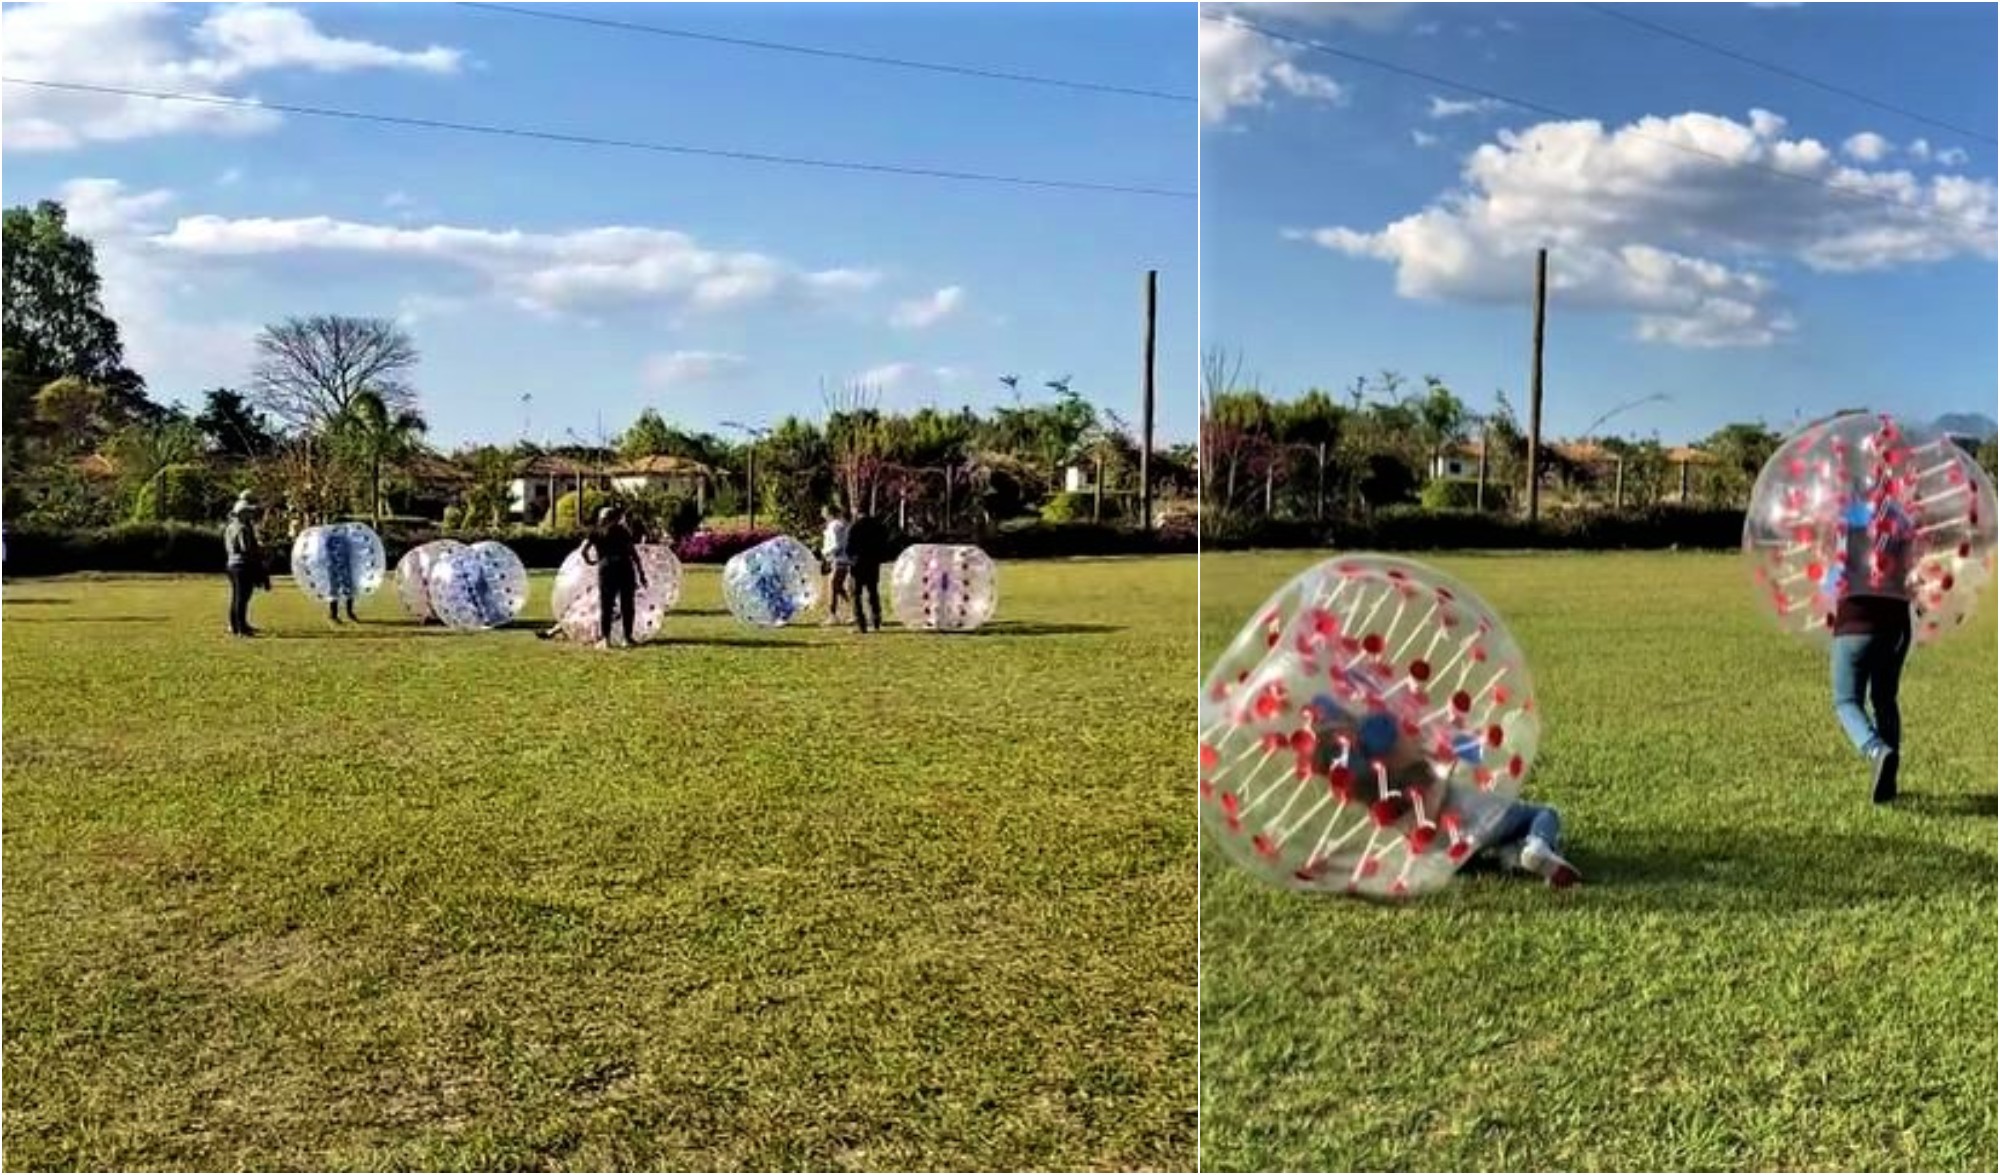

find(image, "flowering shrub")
[674,527,786,564]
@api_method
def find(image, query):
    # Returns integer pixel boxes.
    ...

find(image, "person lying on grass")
[1452,786,1580,890]
[1311,708,1582,891]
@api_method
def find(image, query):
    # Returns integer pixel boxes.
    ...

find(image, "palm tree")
[107,416,205,520]
[335,388,428,522]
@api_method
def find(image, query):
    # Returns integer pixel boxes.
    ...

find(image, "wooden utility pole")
[1315,440,1328,522]
[1613,455,1626,510]
[1139,269,1158,533]
[1526,248,1548,523]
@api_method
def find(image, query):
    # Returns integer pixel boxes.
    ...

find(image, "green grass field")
[2,558,1196,1171]
[1200,552,1996,1173]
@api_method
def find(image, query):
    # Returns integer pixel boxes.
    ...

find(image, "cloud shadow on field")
[1555,827,1994,912]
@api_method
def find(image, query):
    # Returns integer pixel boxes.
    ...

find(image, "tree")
[1698,421,1782,506]
[332,389,428,522]
[31,376,116,454]
[108,416,205,518]
[455,445,517,529]
[250,315,419,431]
[1414,376,1469,476]
[1980,437,1998,479]
[194,388,277,457]
[2,200,151,440]
[619,408,676,461]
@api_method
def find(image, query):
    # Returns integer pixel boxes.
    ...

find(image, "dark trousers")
[1832,626,1911,754]
[828,563,852,618]
[852,562,882,632]
[600,564,637,642]
[227,567,253,633]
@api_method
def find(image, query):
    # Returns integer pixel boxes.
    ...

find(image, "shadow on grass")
[10,614,169,624]
[1564,828,1995,911]
[1896,792,1997,820]
[646,635,813,649]
[950,621,1124,637]
[259,627,464,641]
[2,596,71,605]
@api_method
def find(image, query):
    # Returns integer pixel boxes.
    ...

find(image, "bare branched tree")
[250,316,419,431]
[823,379,884,512]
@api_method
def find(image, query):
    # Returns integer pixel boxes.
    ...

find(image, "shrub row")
[0,519,1198,577]
[1201,505,1745,551]
[0,507,1729,578]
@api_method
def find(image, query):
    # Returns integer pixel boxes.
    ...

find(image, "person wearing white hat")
[223,493,268,636]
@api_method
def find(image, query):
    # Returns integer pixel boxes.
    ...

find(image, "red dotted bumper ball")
[1744,412,1998,646]
[890,544,998,631]
[1198,555,1542,900]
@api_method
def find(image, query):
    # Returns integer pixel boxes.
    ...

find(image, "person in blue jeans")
[1475,797,1579,889]
[1831,594,1911,804]
[1319,706,1581,890]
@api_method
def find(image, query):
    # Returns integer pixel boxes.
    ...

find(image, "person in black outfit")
[846,510,890,633]
[581,505,647,647]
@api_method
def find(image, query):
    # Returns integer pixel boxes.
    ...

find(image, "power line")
[0,77,1193,201]
[456,2,1195,104]
[1206,13,1996,232]
[1581,3,1994,146]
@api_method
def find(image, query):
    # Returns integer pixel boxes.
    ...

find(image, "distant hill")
[1934,412,1997,439]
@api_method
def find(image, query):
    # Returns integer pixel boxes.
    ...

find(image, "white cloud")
[1841,131,1891,163]
[1493,18,1521,33]
[1215,4,1413,30]
[2,3,461,151]
[1414,21,1441,35]
[1291,108,1997,347]
[1937,146,1970,167]
[1907,138,1932,162]
[1199,16,1344,127]
[849,362,964,398]
[1429,95,1505,119]
[215,167,244,187]
[642,350,747,389]
[48,178,260,391]
[889,285,966,329]
[152,211,882,315]
[384,190,414,209]
[1411,128,1440,148]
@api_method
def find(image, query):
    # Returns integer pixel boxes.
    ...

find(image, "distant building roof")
[404,451,472,485]
[607,454,712,478]
[515,453,594,478]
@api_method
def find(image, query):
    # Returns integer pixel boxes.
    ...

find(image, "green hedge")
[1418,478,1513,513]
[130,464,228,524]
[1040,491,1124,525]
[1201,505,1744,552]
[0,508,1735,577]
[1,518,1199,576]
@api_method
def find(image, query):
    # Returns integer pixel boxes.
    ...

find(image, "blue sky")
[2,2,1195,446]
[1201,1,1998,442]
